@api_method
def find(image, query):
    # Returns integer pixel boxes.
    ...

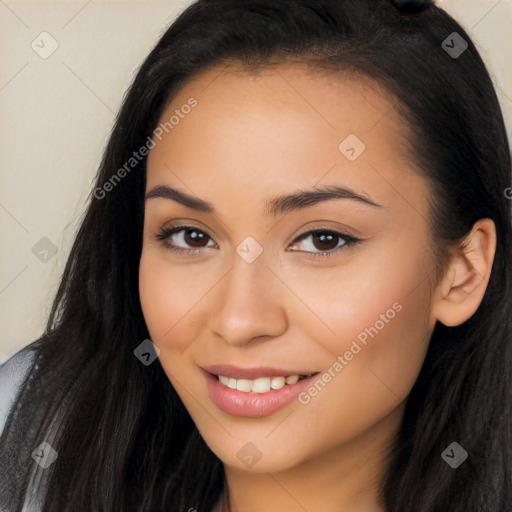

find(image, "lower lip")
[203,370,318,417]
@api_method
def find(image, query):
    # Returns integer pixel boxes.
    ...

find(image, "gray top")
[0,346,35,438]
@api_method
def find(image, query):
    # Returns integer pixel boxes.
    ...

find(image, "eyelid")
[286,228,361,258]
[288,222,362,243]
[290,227,359,245]
[159,218,361,241]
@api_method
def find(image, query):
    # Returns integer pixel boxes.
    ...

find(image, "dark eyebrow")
[145,185,214,212]
[145,184,383,216]
[264,185,383,216]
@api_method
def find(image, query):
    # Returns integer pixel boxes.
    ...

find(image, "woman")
[1,0,510,510]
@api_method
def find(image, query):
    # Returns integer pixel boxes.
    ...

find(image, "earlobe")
[432,218,496,327]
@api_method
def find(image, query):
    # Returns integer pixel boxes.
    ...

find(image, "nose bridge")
[209,248,288,346]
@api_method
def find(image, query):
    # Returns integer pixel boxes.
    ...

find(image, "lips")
[200,363,319,380]
[202,369,315,418]
[200,364,321,417]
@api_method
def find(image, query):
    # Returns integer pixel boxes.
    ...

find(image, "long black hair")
[1,1,511,510]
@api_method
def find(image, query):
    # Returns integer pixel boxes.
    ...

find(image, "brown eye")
[309,231,341,251]
[181,228,210,248]
[289,229,361,260]
[155,225,216,252]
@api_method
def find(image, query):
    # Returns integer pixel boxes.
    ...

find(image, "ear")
[431,218,496,327]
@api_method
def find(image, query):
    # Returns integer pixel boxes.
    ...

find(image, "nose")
[208,255,288,347]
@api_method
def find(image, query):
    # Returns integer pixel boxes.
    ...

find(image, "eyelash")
[155,224,362,260]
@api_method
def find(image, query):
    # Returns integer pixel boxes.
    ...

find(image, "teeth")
[217,374,308,393]
[271,376,285,389]
[285,375,299,385]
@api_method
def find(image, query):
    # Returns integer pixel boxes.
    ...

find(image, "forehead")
[146,61,429,220]
[160,60,403,134]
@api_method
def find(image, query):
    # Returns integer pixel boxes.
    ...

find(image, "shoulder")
[0,346,37,437]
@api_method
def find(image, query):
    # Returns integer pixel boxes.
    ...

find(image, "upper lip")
[200,364,320,380]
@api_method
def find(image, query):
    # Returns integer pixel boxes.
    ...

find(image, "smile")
[201,366,320,417]
[217,373,316,393]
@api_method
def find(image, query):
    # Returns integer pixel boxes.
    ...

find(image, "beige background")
[1,0,511,363]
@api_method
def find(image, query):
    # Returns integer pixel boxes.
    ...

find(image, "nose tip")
[213,312,285,348]
[208,264,288,347]
[218,332,274,348]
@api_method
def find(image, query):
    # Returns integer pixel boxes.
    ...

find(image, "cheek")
[289,233,430,352]
[138,249,194,350]
[340,294,430,399]
[286,297,430,455]
[291,239,432,417]
[139,247,225,359]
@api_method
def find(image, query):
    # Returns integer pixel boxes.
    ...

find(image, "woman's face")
[139,62,438,473]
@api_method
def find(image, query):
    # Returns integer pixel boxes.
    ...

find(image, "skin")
[138,62,496,512]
